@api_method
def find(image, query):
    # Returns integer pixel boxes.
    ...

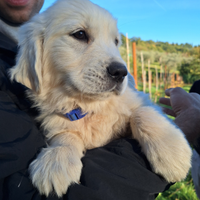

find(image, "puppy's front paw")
[29,147,82,197]
[131,106,192,183]
[146,125,192,183]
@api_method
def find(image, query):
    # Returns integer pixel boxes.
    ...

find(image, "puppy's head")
[10,0,128,100]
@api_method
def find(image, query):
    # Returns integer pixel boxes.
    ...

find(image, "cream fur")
[10,0,192,197]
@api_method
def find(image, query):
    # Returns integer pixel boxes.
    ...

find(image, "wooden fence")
[125,35,184,101]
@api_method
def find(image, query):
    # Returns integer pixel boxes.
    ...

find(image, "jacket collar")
[0,18,19,43]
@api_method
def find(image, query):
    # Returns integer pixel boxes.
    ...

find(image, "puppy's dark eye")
[115,38,119,46]
[73,30,88,41]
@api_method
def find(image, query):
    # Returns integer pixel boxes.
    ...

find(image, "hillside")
[120,34,200,57]
[119,34,200,84]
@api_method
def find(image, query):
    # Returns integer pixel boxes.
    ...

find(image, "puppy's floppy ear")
[10,15,45,92]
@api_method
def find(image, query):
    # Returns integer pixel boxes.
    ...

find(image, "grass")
[137,81,200,200]
[156,172,199,200]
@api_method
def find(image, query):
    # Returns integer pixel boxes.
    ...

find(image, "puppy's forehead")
[45,0,118,36]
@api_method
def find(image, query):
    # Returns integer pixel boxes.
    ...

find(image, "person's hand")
[159,87,200,144]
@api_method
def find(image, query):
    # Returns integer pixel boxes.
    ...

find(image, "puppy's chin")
[70,76,128,101]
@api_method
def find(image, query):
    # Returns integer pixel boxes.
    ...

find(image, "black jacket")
[0,32,169,200]
[190,80,200,95]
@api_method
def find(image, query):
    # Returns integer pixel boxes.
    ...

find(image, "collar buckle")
[65,108,87,121]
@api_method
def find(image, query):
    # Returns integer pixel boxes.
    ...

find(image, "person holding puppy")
[0,0,171,199]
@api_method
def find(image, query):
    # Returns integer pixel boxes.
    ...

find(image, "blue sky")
[41,0,200,46]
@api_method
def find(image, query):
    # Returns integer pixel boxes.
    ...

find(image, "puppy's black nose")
[107,62,128,82]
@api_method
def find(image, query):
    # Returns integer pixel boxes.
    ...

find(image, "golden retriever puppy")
[10,0,191,197]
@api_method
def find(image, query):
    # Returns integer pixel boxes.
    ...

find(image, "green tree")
[178,59,200,84]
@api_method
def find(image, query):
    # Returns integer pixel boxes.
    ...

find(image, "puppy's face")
[11,0,128,100]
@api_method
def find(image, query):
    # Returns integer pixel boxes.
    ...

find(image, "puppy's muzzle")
[107,62,128,83]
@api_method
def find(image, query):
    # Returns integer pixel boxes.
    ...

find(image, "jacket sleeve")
[66,139,169,200]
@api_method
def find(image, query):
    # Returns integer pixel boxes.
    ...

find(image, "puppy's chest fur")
[36,87,142,149]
